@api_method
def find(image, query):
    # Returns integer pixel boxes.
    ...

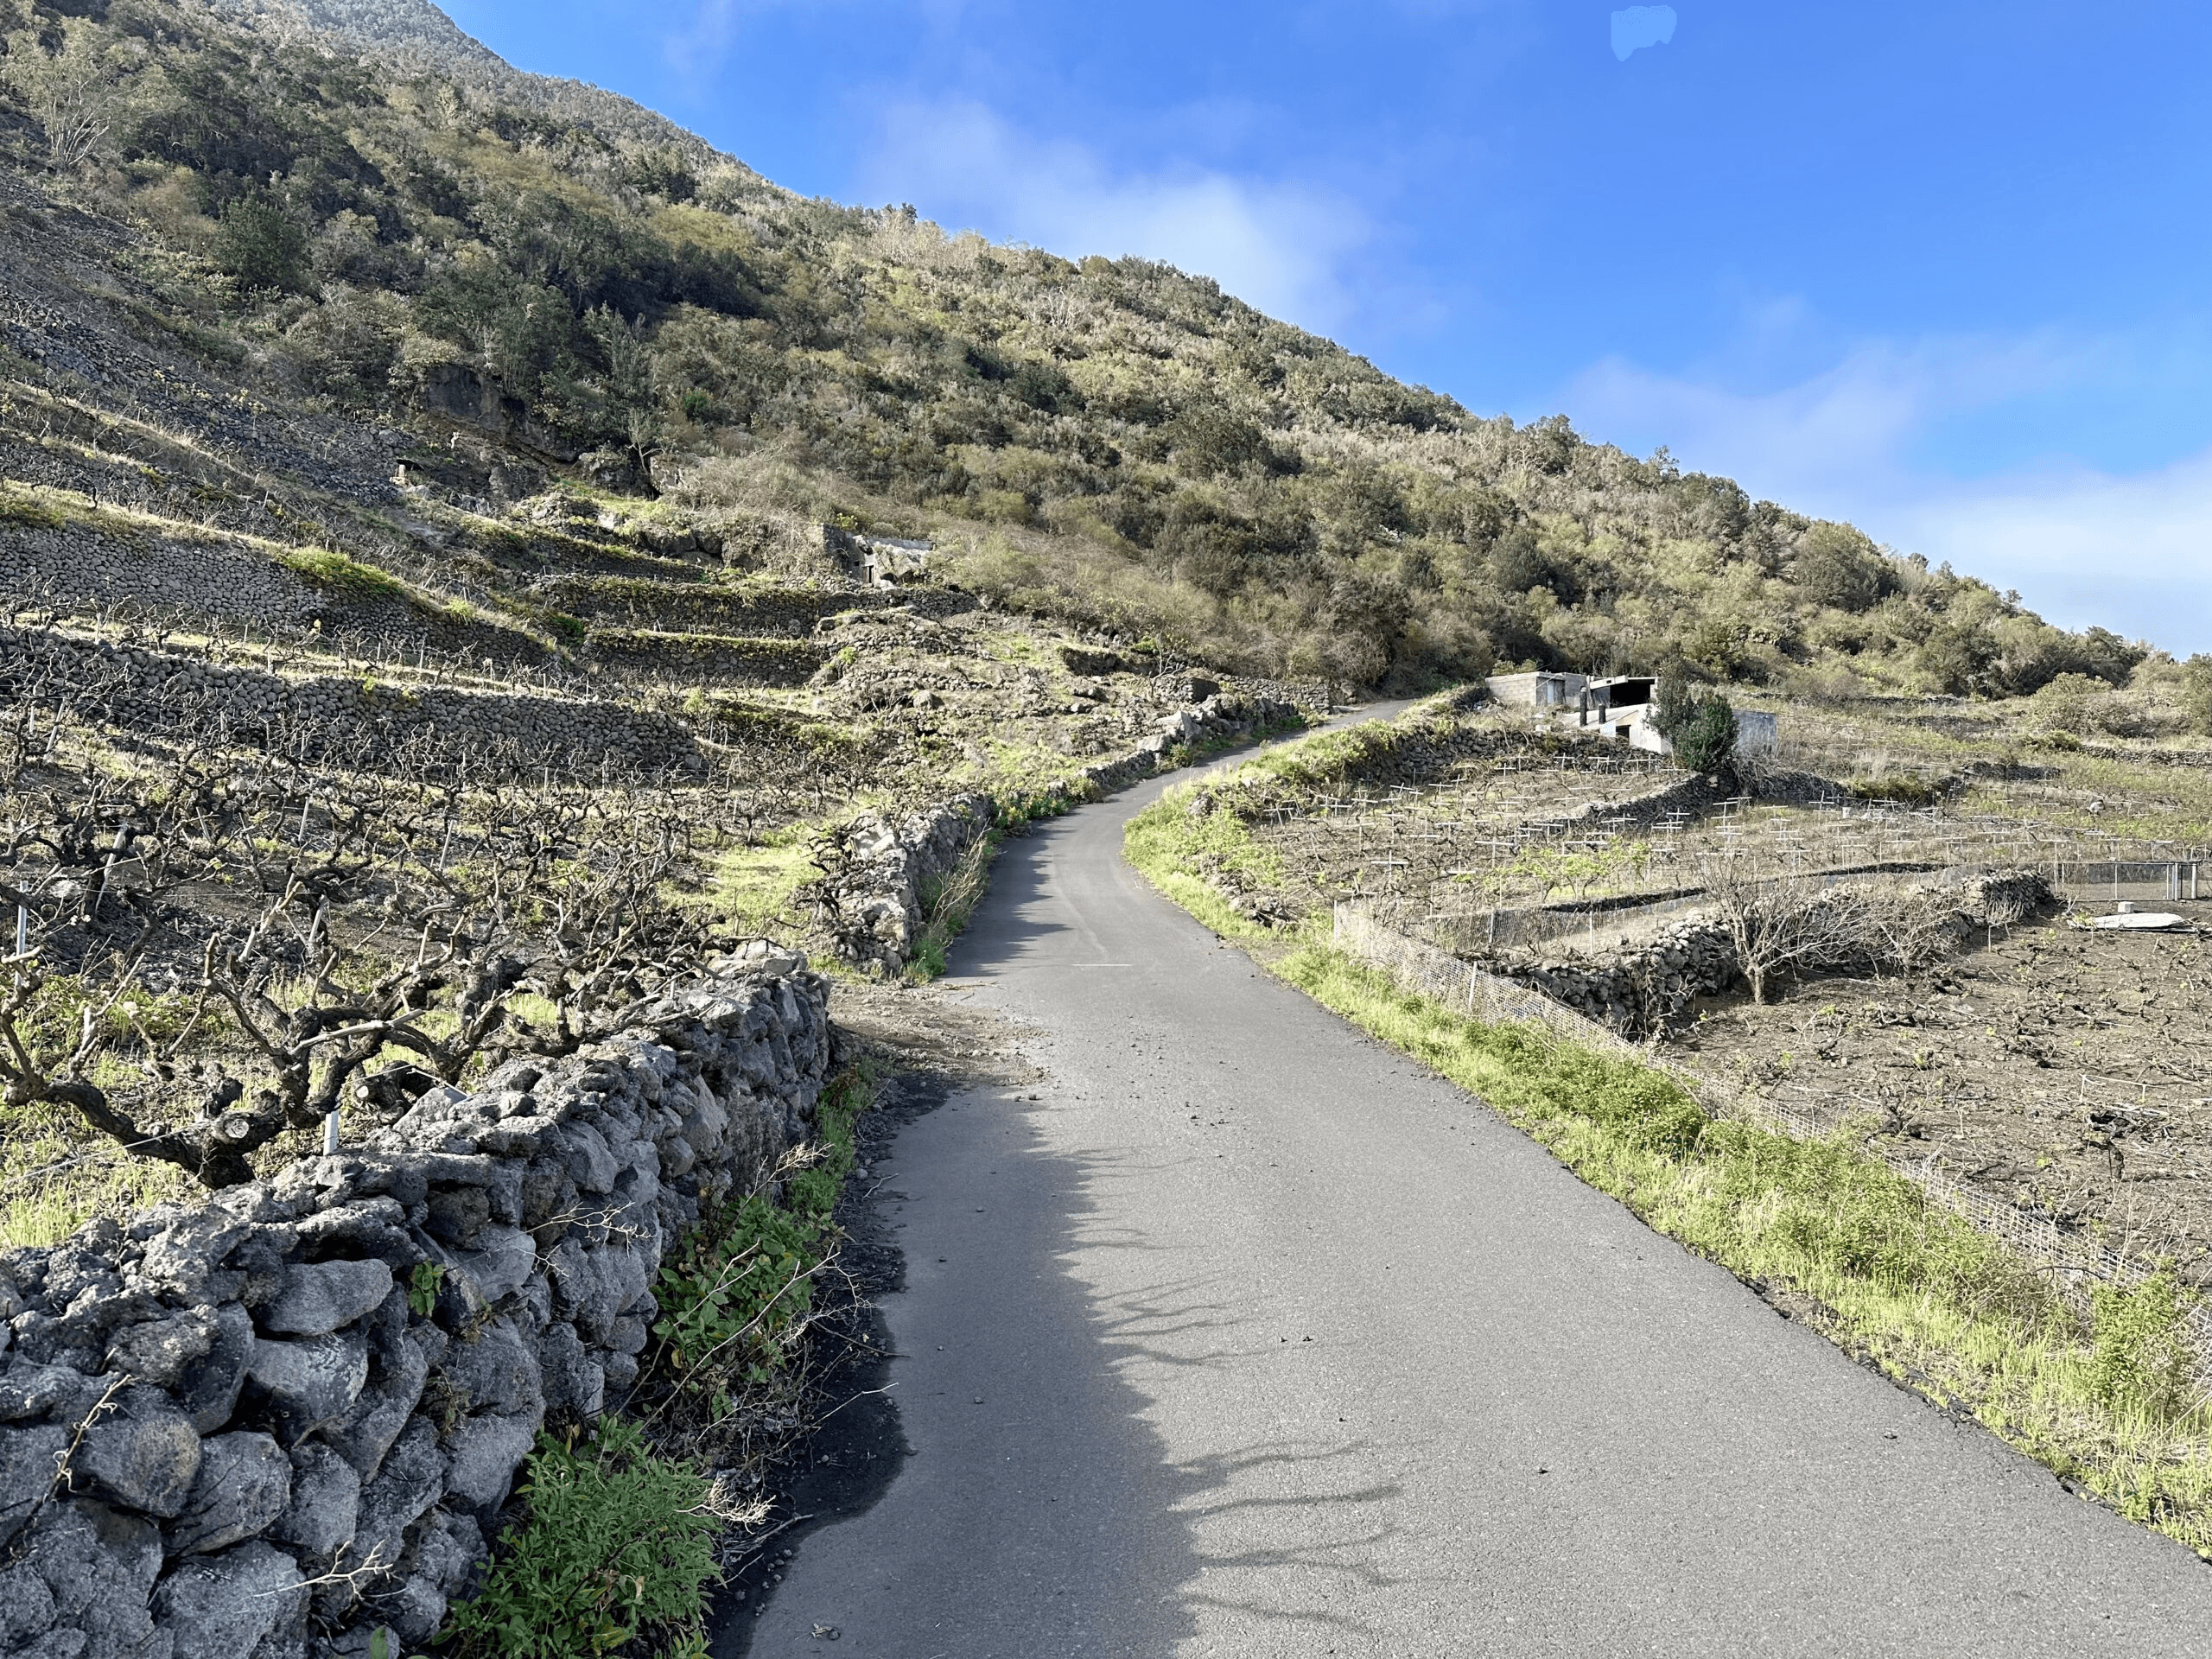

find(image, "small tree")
[213,191,313,295]
[1697,856,1878,1005]
[2,19,147,171]
[2183,654,2212,737]
[1655,677,1737,775]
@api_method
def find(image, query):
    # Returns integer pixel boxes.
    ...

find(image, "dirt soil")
[1675,900,2212,1280]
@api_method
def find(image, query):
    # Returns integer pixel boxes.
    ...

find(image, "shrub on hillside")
[213,190,312,294]
[1655,679,1737,775]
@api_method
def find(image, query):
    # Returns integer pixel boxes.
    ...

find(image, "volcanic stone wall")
[1484,870,2056,1038]
[816,690,1301,974]
[0,523,543,666]
[528,575,977,637]
[0,962,830,1659]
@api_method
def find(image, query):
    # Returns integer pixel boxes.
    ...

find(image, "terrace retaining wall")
[0,623,701,780]
[0,962,830,1659]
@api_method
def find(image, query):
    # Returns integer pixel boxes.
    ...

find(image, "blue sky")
[442,0,2212,655]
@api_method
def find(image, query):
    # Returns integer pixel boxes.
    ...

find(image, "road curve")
[749,711,2212,1656]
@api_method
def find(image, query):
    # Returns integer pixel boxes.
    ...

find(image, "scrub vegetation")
[6,0,2207,707]
[442,1418,724,1659]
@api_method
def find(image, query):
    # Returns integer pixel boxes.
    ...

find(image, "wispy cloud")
[1565,334,2212,654]
[1895,456,2212,653]
[860,99,1376,332]
[658,0,747,94]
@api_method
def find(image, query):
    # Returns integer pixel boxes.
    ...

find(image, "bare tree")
[1,18,151,171]
[1694,853,1882,1004]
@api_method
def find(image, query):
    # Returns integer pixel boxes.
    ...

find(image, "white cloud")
[861,99,1374,331]
[1564,337,2212,655]
[1566,334,2083,508]
[1610,5,1676,61]
[1895,457,2212,654]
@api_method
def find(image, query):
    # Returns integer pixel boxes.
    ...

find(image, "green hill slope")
[0,0,2202,717]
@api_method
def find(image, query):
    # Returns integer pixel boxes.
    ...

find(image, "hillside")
[3,0,2205,715]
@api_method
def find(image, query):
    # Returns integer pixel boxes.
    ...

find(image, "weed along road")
[747,716,2212,1657]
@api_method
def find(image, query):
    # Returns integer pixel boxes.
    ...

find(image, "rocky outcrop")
[0,961,830,1658]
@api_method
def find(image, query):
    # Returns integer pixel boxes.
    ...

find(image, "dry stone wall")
[0,962,830,1659]
[817,793,999,975]
[530,575,976,638]
[3,524,373,639]
[583,626,829,688]
[0,624,701,780]
[0,525,537,664]
[1480,870,2056,1038]
[816,690,1301,974]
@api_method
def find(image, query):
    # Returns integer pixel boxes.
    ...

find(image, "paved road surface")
[750,712,2212,1656]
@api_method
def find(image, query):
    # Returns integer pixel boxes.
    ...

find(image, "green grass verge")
[1274,942,2212,1554]
[1121,709,2212,1556]
[275,545,408,598]
[1122,794,1277,939]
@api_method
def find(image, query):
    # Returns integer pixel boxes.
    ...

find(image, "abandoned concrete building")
[1484,670,1589,708]
[1487,671,1779,758]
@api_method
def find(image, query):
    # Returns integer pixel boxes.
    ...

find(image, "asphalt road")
[750,714,2212,1657]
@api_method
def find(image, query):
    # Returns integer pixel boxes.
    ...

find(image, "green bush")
[213,191,312,295]
[1654,679,1736,774]
[442,1419,720,1659]
[652,1193,820,1382]
[1674,695,1737,774]
[650,1070,865,1381]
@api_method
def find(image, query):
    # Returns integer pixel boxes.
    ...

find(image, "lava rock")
[441,1411,537,1511]
[174,1305,255,1434]
[16,1499,163,1659]
[321,1332,429,1483]
[259,1260,393,1338]
[105,1307,219,1389]
[270,1440,360,1558]
[246,1332,370,1444]
[166,1432,290,1554]
[0,1423,68,1545]
[74,1387,200,1519]
[152,1537,305,1659]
